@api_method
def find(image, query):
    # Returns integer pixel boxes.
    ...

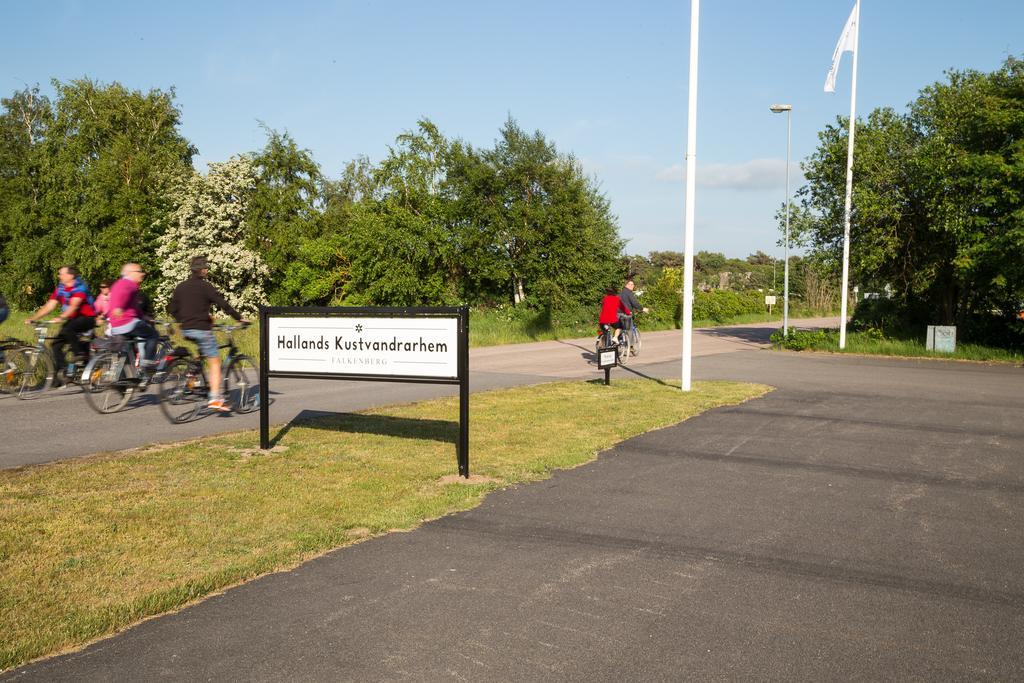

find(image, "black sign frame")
[596,345,618,385]
[258,305,470,477]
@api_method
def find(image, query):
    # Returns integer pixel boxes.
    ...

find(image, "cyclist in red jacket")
[598,286,631,343]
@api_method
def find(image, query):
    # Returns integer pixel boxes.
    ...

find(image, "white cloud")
[655,164,685,182]
[655,159,802,191]
[578,157,606,175]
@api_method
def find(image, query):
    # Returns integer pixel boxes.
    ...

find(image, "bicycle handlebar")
[212,321,250,333]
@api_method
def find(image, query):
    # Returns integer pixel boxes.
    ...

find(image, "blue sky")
[2,0,1021,258]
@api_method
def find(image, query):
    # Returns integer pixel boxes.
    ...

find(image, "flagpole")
[838,0,860,349]
[681,0,699,391]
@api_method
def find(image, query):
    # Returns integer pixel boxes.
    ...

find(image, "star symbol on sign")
[355,324,363,333]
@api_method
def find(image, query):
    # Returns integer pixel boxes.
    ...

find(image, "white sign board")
[267,315,459,379]
[765,296,777,306]
[598,348,617,369]
[926,325,956,353]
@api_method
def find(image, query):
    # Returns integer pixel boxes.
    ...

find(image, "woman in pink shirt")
[108,264,158,368]
[93,280,113,334]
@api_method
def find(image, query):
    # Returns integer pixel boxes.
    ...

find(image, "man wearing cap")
[168,256,248,412]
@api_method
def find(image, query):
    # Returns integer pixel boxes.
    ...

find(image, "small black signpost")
[258,306,470,477]
[597,345,618,385]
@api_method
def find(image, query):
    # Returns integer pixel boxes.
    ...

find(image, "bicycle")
[619,314,642,358]
[595,322,629,366]
[7,321,95,399]
[0,336,27,395]
[81,321,179,414]
[157,322,259,424]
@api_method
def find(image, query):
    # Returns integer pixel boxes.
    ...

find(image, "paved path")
[6,347,1023,680]
[0,318,837,469]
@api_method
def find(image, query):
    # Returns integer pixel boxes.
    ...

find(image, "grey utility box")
[926,325,956,353]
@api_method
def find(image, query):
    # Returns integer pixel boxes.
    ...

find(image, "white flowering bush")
[155,156,270,316]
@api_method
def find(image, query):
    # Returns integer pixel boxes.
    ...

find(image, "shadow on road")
[698,326,775,345]
[270,409,457,448]
[556,338,598,365]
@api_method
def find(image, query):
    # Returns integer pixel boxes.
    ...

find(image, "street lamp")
[769,103,792,337]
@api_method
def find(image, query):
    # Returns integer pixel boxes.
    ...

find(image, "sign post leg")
[605,367,610,386]
[259,307,270,450]
[458,306,470,478]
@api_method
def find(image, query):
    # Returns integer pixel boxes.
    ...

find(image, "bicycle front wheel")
[158,357,207,424]
[82,352,134,414]
[629,327,641,357]
[1,348,22,394]
[224,355,260,413]
[12,347,54,399]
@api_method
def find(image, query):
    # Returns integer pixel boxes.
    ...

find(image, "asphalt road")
[0,318,836,469]
[6,331,1024,680]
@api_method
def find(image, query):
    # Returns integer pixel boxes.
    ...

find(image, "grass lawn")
[774,327,1024,364]
[0,309,34,344]
[0,378,769,671]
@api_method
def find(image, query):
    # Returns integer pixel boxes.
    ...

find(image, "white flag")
[824,2,859,93]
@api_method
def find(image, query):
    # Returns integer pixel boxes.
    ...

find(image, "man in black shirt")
[619,279,648,319]
[619,279,648,356]
[168,256,248,412]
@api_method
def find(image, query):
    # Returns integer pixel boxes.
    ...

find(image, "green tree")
[336,120,461,306]
[649,250,684,269]
[0,87,52,307]
[247,128,323,303]
[795,56,1024,341]
[457,117,623,309]
[40,79,194,292]
[155,156,269,315]
[276,157,375,305]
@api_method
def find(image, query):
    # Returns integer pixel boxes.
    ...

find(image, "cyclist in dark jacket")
[618,279,649,357]
[168,256,247,412]
[619,279,649,318]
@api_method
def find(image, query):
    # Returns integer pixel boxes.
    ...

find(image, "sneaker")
[207,397,231,413]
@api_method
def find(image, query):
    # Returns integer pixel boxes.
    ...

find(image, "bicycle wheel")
[12,347,54,399]
[1,348,20,394]
[616,334,629,365]
[82,352,134,414]
[629,326,642,357]
[158,357,208,424]
[224,354,260,413]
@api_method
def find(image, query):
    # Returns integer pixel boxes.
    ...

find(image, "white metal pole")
[681,0,700,391]
[838,0,860,349]
[783,108,791,337]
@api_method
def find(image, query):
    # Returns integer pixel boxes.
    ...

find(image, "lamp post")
[769,103,792,337]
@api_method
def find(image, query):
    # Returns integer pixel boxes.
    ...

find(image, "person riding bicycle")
[93,280,113,332]
[619,279,649,320]
[598,286,631,344]
[168,256,249,413]
[618,279,648,355]
[108,263,159,373]
[24,265,97,386]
